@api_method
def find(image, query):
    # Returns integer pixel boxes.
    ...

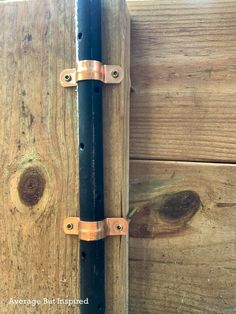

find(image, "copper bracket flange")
[60,60,124,87]
[63,217,129,241]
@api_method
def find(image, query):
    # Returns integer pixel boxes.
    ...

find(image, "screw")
[66,223,73,230]
[115,224,123,231]
[64,74,72,82]
[111,70,119,79]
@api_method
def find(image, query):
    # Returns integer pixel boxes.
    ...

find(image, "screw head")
[66,223,74,230]
[111,70,119,79]
[64,74,72,82]
[115,224,123,231]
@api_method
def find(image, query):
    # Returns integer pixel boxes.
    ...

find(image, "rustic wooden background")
[1,0,236,313]
[128,0,236,313]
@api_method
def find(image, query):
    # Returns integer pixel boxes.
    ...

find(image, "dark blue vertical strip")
[77,0,105,313]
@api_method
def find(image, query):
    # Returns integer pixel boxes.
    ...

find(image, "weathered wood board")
[127,2,236,311]
[102,0,130,313]
[128,0,236,162]
[129,160,236,314]
[0,1,79,313]
[0,0,130,313]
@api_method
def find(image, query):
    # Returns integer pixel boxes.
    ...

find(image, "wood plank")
[0,0,79,313]
[0,0,130,313]
[127,0,236,162]
[102,0,130,313]
[129,160,236,314]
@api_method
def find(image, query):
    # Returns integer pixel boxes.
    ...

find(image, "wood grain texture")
[0,0,79,313]
[128,0,236,162]
[129,160,236,314]
[0,0,130,313]
[102,0,130,313]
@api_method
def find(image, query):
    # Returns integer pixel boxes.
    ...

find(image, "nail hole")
[97,304,102,311]
[81,251,86,259]
[94,86,100,93]
[78,32,82,40]
[80,143,85,151]
[96,195,101,201]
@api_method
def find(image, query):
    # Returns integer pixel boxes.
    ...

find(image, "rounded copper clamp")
[63,217,129,241]
[60,60,124,87]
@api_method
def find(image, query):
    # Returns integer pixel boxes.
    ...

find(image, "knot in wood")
[18,167,45,206]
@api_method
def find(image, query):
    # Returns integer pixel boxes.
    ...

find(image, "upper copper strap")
[60,60,124,87]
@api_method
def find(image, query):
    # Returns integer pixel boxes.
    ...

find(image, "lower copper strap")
[63,217,128,241]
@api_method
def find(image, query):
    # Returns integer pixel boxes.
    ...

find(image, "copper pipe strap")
[63,217,128,241]
[60,60,124,87]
